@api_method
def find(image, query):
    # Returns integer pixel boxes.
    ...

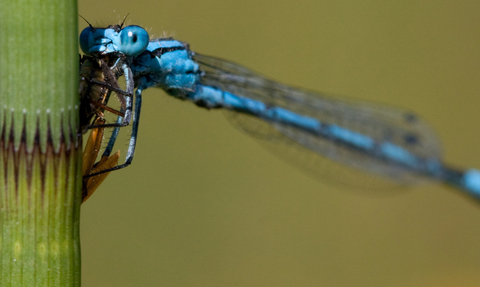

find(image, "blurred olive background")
[78,1,480,286]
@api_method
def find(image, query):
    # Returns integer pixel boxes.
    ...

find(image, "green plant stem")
[0,0,80,286]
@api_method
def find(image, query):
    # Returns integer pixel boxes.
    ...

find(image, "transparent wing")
[193,53,442,188]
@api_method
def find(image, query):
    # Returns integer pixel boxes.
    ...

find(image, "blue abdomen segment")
[187,84,439,176]
[463,170,480,198]
[188,85,324,134]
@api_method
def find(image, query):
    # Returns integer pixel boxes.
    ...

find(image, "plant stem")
[0,0,80,286]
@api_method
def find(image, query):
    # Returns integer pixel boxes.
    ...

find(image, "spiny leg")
[85,85,144,177]
[86,67,135,174]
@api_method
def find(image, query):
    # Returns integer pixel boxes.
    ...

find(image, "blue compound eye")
[79,26,94,55]
[118,25,149,57]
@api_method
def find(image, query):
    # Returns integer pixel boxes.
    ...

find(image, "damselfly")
[79,24,480,200]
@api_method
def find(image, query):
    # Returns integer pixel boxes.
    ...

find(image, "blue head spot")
[117,25,149,57]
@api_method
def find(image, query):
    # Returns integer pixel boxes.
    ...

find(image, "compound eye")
[79,26,95,55]
[118,25,149,57]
